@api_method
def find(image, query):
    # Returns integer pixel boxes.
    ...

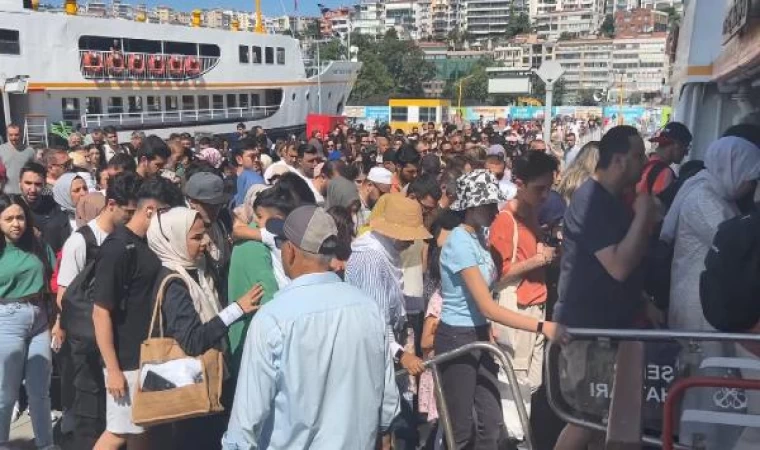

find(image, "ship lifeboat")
[107,52,125,75]
[148,55,165,76]
[184,56,201,76]
[128,54,145,75]
[82,52,103,74]
[168,56,184,76]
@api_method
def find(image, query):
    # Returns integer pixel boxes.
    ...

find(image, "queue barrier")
[546,328,760,449]
[395,341,535,450]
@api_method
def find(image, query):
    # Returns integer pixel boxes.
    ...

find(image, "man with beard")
[0,124,35,195]
[357,167,392,234]
[392,145,421,194]
[19,162,71,253]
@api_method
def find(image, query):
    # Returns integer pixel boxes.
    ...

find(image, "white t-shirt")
[57,218,110,288]
[261,228,290,289]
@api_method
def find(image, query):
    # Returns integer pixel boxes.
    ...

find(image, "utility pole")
[535,61,565,144]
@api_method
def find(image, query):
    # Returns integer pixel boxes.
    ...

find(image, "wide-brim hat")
[370,194,432,241]
[450,169,508,212]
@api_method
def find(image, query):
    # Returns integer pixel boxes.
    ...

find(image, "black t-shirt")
[28,195,71,253]
[93,225,162,371]
[554,179,645,328]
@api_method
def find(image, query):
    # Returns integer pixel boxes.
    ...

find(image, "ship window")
[0,29,20,55]
[198,95,210,110]
[61,98,80,122]
[182,95,195,111]
[391,107,408,122]
[212,95,224,110]
[276,47,285,65]
[252,46,262,64]
[265,89,282,106]
[239,45,249,63]
[199,44,220,57]
[165,96,179,111]
[265,47,274,64]
[86,97,103,115]
[251,94,260,107]
[164,41,197,56]
[146,96,161,112]
[227,94,238,108]
[239,94,249,109]
[127,96,143,113]
[107,97,124,114]
[122,38,160,54]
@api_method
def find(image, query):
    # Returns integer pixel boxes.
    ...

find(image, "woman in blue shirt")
[436,170,563,449]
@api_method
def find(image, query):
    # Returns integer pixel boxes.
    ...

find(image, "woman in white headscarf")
[660,136,760,450]
[52,172,88,232]
[662,136,760,331]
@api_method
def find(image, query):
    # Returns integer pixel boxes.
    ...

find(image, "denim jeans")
[0,301,53,448]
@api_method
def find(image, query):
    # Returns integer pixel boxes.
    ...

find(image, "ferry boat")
[670,0,760,157]
[0,0,361,143]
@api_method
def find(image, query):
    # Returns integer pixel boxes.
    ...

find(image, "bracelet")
[536,321,544,335]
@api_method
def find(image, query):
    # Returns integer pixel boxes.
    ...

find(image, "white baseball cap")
[367,167,393,186]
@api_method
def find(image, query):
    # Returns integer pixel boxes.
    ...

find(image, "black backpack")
[61,227,134,340]
[644,160,705,311]
[701,212,760,332]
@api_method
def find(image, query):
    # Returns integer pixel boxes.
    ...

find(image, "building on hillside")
[640,0,683,12]
[464,0,529,41]
[534,3,606,41]
[416,0,433,40]
[611,33,669,101]
[204,9,231,29]
[384,1,417,38]
[354,0,385,38]
[173,10,192,26]
[154,5,173,23]
[321,7,352,38]
[605,0,640,14]
[554,37,614,102]
[83,1,107,17]
[614,8,668,36]
[531,0,605,18]
[111,0,132,19]
[494,35,555,70]
[229,10,254,31]
[431,0,464,41]
[420,42,491,96]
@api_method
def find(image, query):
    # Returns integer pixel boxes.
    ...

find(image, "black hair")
[297,143,319,158]
[396,144,421,167]
[138,135,171,162]
[408,173,443,202]
[723,124,760,149]
[253,185,298,218]
[512,151,559,183]
[106,171,141,206]
[327,205,355,262]
[19,161,46,180]
[382,149,397,163]
[597,125,640,170]
[485,154,506,166]
[321,160,344,179]
[198,136,212,148]
[427,209,462,284]
[275,172,316,205]
[0,194,51,281]
[136,176,184,207]
[239,137,259,152]
[237,122,246,129]
[103,126,117,135]
[107,152,137,173]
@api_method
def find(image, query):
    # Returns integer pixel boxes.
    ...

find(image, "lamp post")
[535,61,565,144]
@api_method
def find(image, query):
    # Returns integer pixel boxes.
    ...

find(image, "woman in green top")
[0,194,56,449]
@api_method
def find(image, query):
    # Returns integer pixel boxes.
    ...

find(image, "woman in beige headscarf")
[75,192,105,228]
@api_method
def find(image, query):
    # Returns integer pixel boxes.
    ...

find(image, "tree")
[628,92,642,105]
[317,39,344,62]
[658,6,681,29]
[533,77,566,106]
[506,12,531,38]
[558,32,575,41]
[576,88,598,106]
[305,20,321,40]
[600,14,615,38]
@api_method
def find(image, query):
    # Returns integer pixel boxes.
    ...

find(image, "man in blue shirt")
[234,138,266,207]
[222,205,399,450]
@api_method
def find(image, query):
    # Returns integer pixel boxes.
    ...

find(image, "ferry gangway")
[395,341,535,450]
[80,105,280,129]
[545,328,760,450]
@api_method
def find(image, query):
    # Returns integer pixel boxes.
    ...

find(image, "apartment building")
[494,35,555,70]
[384,1,416,38]
[554,37,613,102]
[464,0,529,40]
[431,0,464,40]
[321,7,352,37]
[611,33,668,100]
[354,0,385,37]
[204,9,231,29]
[607,0,684,14]
[530,0,605,19]
[534,9,603,40]
[614,8,668,37]
[155,5,172,23]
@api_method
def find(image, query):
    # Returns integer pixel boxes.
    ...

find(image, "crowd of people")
[0,114,759,450]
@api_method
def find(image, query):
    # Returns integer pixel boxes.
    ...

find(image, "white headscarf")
[52,173,82,213]
[661,136,760,243]
[147,207,222,323]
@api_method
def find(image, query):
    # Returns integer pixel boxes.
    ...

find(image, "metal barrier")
[546,328,760,449]
[395,341,534,450]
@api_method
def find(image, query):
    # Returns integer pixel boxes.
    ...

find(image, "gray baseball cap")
[266,205,338,255]
[185,172,231,205]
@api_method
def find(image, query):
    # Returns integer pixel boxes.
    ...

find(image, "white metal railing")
[80,106,280,128]
[79,50,220,81]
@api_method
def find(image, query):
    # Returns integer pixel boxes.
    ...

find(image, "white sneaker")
[10,402,20,423]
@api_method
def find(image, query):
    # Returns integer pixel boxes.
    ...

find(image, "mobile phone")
[142,370,177,392]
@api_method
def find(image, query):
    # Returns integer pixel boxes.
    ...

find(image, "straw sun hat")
[370,194,432,241]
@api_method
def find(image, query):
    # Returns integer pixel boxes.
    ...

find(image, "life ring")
[106,52,125,75]
[184,56,200,76]
[82,52,103,74]
[168,56,183,76]
[148,55,165,76]
[128,54,145,74]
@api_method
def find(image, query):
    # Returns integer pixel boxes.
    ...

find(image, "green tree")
[600,14,615,38]
[533,77,566,106]
[305,20,321,40]
[576,88,598,106]
[349,52,394,103]
[506,12,531,38]
[658,6,681,28]
[317,39,344,62]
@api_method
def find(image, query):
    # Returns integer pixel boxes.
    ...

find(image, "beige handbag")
[132,274,225,427]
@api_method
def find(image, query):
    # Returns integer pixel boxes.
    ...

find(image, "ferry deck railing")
[78,50,220,81]
[395,341,534,450]
[546,328,760,450]
[81,105,280,128]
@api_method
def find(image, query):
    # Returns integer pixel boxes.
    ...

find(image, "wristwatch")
[394,348,405,363]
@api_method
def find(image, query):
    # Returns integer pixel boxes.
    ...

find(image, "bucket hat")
[450,169,508,211]
[370,194,432,241]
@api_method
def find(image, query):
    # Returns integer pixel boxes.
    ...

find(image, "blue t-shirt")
[440,226,496,327]
[234,169,265,207]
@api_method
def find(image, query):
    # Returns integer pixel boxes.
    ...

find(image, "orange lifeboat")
[107,52,125,75]
[82,52,103,74]
[128,54,145,75]
[168,56,183,76]
[148,55,165,76]
[184,56,201,76]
